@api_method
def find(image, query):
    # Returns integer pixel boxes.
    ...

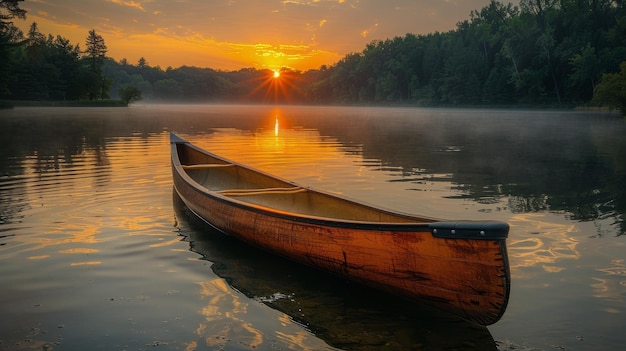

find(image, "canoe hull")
[171,134,510,325]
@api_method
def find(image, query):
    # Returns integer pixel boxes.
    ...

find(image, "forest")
[1,0,625,111]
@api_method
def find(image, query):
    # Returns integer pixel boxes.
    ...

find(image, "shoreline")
[1,100,127,109]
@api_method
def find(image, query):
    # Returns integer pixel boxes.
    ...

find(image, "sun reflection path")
[195,122,344,183]
[274,115,279,137]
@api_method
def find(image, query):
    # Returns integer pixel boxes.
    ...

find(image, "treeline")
[310,0,626,106]
[0,21,111,102]
[102,60,316,103]
[1,0,626,108]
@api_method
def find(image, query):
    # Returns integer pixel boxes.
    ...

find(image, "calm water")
[1,105,624,351]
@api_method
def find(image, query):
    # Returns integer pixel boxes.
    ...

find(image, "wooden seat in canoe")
[182,163,235,170]
[219,187,306,196]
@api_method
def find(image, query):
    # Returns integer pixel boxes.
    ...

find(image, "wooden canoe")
[170,133,510,325]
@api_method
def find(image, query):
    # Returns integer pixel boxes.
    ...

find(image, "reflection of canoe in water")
[170,133,510,326]
[173,192,498,351]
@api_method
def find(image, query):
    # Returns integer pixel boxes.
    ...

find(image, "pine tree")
[0,0,26,30]
[83,29,108,100]
[0,0,26,98]
[84,29,107,73]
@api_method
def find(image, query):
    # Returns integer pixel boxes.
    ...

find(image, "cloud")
[109,0,146,11]
[360,23,379,38]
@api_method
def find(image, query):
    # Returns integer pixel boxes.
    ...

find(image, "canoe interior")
[175,142,436,224]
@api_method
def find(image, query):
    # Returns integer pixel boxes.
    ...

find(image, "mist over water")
[1,105,624,350]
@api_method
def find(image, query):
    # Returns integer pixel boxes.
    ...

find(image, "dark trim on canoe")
[170,133,188,144]
[430,221,509,240]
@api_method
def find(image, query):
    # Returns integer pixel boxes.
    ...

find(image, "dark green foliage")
[0,28,20,96]
[307,0,626,107]
[593,61,626,115]
[0,17,121,102]
[118,85,142,105]
[0,0,26,96]
[2,22,84,101]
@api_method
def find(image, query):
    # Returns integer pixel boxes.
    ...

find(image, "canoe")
[170,133,510,325]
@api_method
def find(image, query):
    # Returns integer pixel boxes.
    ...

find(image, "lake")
[1,104,624,351]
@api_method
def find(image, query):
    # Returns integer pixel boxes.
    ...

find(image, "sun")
[246,68,300,103]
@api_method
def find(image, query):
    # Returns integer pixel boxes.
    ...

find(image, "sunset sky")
[15,0,506,71]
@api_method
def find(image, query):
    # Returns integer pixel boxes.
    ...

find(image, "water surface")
[1,105,624,350]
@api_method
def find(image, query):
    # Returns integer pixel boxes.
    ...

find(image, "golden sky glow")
[15,0,500,71]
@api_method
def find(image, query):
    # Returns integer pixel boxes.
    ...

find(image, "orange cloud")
[109,0,145,11]
[361,23,379,38]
